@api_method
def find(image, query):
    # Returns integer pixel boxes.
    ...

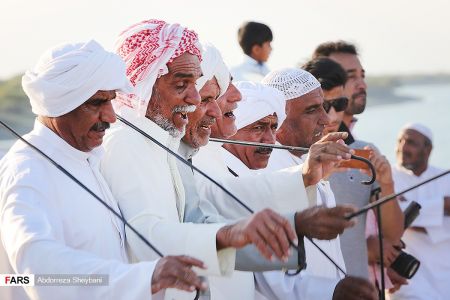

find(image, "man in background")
[391,123,450,300]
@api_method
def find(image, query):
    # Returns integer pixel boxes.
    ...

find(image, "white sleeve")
[1,183,155,300]
[196,164,315,220]
[255,271,338,300]
[101,131,235,277]
[413,195,444,227]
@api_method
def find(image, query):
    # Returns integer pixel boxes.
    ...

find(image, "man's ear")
[251,44,262,58]
[425,143,433,158]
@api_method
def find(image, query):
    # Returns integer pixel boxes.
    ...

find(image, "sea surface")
[1,83,449,170]
[354,83,450,169]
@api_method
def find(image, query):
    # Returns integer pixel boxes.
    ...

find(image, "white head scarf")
[261,68,321,101]
[114,19,202,116]
[197,42,230,97]
[401,122,433,144]
[22,40,132,117]
[234,81,286,130]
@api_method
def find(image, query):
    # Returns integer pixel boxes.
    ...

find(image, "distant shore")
[366,74,450,106]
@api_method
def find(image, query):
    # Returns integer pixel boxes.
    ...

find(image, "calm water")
[354,83,450,169]
[1,83,449,168]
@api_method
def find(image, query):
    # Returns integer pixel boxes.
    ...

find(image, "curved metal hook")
[349,154,376,185]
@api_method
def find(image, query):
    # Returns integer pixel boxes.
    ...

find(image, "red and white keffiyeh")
[114,19,202,115]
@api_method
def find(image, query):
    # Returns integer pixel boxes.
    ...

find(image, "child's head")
[238,21,273,63]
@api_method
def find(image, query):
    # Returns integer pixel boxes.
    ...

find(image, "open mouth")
[180,112,187,120]
[199,118,215,131]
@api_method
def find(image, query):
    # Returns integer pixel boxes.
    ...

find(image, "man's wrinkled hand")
[303,132,353,186]
[151,255,207,294]
[216,208,297,261]
[295,205,357,240]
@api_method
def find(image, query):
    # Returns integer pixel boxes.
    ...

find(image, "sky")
[2,0,450,79]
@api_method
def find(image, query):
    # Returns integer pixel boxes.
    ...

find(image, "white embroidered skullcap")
[22,40,132,117]
[262,68,321,101]
[401,122,433,144]
[234,81,286,130]
[197,42,230,97]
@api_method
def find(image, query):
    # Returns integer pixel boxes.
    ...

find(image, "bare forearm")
[376,182,404,242]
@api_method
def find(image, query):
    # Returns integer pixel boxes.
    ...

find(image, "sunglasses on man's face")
[322,97,349,113]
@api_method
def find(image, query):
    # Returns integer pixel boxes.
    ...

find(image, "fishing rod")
[346,169,450,220]
[0,120,201,300]
[209,137,376,185]
[117,115,347,277]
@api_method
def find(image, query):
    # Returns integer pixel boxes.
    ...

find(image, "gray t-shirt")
[329,139,379,278]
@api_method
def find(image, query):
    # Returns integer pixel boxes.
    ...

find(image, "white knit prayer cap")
[22,40,132,117]
[401,122,433,144]
[261,68,321,101]
[197,42,230,97]
[234,81,286,130]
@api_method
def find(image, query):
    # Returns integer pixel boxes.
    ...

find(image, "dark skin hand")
[302,132,353,187]
[151,255,207,294]
[295,205,357,240]
[216,208,297,262]
[333,276,378,300]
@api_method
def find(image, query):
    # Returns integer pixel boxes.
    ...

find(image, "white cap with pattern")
[262,68,321,101]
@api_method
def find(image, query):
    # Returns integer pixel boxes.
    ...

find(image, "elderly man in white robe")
[0,40,208,300]
[100,20,303,300]
[390,123,450,300]
[259,68,378,299]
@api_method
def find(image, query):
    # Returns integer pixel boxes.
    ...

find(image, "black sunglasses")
[322,97,348,113]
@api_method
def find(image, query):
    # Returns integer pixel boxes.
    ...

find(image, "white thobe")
[256,147,346,299]
[100,107,236,300]
[230,55,270,82]
[0,120,155,300]
[195,142,338,299]
[195,142,313,221]
[390,165,450,300]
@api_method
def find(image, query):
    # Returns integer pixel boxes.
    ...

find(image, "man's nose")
[228,83,242,103]
[261,127,276,144]
[101,101,117,124]
[327,107,339,124]
[186,85,201,106]
[356,76,367,91]
[319,105,331,126]
[207,100,221,120]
